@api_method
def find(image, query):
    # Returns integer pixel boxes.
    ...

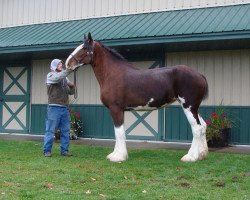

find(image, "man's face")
[56,62,63,72]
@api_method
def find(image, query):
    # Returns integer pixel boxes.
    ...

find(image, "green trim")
[1,31,250,54]
[104,31,250,47]
[126,135,159,140]
[158,108,165,140]
[31,104,163,140]
[31,104,115,138]
[0,43,77,54]
[165,105,250,145]
[0,67,3,130]
[30,104,47,135]
[30,104,250,144]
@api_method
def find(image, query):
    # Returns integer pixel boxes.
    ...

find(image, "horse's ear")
[83,34,87,41]
[88,32,93,42]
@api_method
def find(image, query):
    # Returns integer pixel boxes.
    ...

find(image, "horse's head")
[66,32,94,70]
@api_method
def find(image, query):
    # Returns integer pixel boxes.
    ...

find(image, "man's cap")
[50,59,62,71]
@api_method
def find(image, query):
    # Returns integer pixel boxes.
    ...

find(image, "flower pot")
[219,128,230,146]
[207,128,231,147]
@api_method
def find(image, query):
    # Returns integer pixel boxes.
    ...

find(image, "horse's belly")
[125,98,176,111]
[126,105,157,111]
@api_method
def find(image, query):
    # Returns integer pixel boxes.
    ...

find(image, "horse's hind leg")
[179,101,208,162]
[198,114,208,157]
[107,106,128,162]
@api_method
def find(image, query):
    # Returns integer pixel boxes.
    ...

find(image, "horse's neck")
[91,45,119,87]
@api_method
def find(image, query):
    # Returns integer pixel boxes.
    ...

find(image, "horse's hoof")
[107,152,128,162]
[181,151,207,162]
[181,154,196,162]
[199,150,208,160]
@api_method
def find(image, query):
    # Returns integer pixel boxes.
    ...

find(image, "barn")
[0,0,250,145]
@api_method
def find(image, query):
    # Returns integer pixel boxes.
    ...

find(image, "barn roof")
[0,4,250,54]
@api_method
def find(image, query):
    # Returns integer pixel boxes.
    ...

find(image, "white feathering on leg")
[181,106,208,162]
[107,125,128,162]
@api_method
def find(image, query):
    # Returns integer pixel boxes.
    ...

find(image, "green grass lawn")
[0,140,249,200]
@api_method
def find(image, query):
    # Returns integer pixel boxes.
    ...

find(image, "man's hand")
[67,81,75,87]
[66,64,81,71]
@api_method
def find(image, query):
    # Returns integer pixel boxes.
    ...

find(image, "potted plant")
[69,110,83,140]
[205,105,233,147]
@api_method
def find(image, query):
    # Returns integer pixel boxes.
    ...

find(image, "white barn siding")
[1,0,250,27]
[72,65,101,105]
[31,60,50,104]
[167,50,250,106]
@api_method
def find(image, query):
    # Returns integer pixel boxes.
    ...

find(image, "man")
[43,59,75,157]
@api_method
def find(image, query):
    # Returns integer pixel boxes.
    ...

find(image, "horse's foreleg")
[107,107,128,162]
[107,125,128,162]
[181,106,208,162]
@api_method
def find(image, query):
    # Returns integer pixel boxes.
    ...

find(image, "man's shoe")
[44,152,52,157]
[61,152,72,157]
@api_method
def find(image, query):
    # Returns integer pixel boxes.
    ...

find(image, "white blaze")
[72,44,83,55]
[65,44,83,69]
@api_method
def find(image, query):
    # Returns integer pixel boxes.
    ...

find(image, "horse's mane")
[99,42,126,61]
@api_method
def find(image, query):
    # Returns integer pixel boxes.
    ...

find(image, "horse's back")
[172,65,207,90]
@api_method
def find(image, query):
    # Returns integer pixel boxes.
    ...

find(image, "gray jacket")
[46,69,75,106]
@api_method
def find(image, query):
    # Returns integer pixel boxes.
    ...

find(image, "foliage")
[205,105,233,141]
[70,110,83,139]
[0,140,249,199]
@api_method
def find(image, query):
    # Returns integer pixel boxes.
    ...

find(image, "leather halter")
[70,50,93,67]
[70,53,82,67]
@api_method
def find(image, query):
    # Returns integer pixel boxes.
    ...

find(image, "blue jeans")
[43,105,70,154]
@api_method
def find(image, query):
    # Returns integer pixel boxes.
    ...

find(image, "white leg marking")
[148,98,154,104]
[181,106,208,162]
[198,114,208,157]
[107,125,128,162]
[178,96,186,104]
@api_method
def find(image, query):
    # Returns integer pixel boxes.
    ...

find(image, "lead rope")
[74,69,78,99]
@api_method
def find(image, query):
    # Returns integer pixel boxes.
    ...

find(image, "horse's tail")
[202,75,209,100]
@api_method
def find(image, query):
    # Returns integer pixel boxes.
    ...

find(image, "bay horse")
[66,33,209,163]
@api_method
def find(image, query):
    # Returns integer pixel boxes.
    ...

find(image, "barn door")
[0,65,31,133]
